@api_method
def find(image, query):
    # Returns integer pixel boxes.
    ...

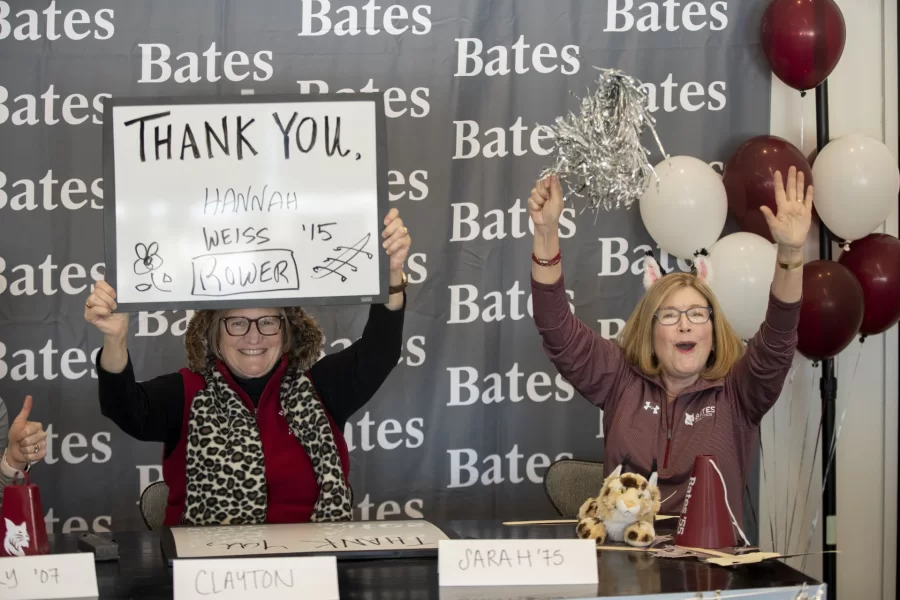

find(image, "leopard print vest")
[182,366,353,525]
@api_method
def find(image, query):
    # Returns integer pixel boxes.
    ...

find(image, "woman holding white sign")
[85,208,411,526]
[528,169,811,519]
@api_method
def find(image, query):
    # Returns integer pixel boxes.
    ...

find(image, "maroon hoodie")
[531,274,801,518]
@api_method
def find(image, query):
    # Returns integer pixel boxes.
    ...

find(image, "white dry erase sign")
[0,553,99,600]
[166,519,449,559]
[437,539,598,587]
[173,556,339,600]
[102,93,390,311]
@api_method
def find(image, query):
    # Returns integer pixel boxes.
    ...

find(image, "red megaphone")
[674,455,737,549]
[0,471,50,557]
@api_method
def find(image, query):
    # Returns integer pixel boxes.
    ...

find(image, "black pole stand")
[814,80,838,599]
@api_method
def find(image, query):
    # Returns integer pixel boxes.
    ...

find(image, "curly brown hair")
[184,307,325,374]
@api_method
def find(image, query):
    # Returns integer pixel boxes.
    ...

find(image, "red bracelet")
[532,250,561,267]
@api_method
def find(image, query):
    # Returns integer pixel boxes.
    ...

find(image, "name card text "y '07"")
[437,539,598,587]
[0,553,99,600]
[173,556,339,600]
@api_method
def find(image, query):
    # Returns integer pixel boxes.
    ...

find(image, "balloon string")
[795,372,825,567]
[786,372,817,558]
[758,434,777,552]
[771,388,779,549]
[782,367,796,553]
[801,405,848,573]
[799,91,805,155]
[708,458,751,547]
[800,349,860,573]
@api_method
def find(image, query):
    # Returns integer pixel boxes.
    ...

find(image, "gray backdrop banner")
[0,0,769,535]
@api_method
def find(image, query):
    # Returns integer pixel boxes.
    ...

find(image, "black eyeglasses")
[654,307,712,326]
[220,316,284,336]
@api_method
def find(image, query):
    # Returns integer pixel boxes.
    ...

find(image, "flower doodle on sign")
[133,242,172,292]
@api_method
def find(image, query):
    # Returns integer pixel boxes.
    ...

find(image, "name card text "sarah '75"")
[437,539,598,587]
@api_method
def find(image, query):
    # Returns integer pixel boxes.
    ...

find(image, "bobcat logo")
[3,518,30,556]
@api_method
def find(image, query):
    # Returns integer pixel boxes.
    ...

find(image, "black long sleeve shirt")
[97,300,405,458]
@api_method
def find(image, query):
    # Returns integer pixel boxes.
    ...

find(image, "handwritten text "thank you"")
[122,111,359,162]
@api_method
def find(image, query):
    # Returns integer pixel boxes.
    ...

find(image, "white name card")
[438,539,598,587]
[0,553,99,599]
[173,556,339,600]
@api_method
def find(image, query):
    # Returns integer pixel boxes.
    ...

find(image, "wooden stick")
[502,514,678,526]
[675,545,735,558]
[501,519,576,526]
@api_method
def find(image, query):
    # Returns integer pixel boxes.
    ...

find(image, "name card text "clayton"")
[173,556,339,600]
[0,553,99,600]
[438,539,598,587]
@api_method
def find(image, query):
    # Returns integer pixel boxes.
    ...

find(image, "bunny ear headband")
[643,249,713,291]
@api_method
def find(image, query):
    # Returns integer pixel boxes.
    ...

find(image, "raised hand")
[6,395,46,470]
[84,280,129,339]
[760,166,814,249]
[529,175,564,232]
[382,208,411,272]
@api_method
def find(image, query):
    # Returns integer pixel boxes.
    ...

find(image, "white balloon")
[639,156,728,259]
[708,232,777,340]
[811,133,900,242]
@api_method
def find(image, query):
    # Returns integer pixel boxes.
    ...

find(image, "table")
[45,520,822,599]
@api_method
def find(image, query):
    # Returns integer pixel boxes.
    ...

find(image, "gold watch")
[389,271,408,295]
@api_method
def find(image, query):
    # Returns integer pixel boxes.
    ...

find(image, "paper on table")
[173,556,339,600]
[438,539,599,587]
[0,553,99,600]
[170,519,449,558]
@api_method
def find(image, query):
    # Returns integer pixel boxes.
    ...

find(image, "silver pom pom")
[541,66,668,215]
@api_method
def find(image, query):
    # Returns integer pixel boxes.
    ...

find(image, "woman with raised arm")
[86,208,411,526]
[529,167,811,518]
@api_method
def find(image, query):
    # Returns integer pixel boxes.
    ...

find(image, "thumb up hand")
[6,396,47,470]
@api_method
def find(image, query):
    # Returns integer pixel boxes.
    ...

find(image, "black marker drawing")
[133,242,172,293]
[312,233,373,282]
[204,540,287,551]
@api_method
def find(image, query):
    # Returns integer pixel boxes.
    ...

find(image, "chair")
[139,481,170,531]
[542,458,605,518]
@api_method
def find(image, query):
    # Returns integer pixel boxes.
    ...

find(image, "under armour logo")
[643,401,660,415]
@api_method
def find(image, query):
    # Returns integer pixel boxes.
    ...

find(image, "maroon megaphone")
[674,455,737,549]
[0,471,49,557]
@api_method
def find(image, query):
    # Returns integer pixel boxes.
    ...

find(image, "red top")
[162,357,350,527]
[531,274,801,516]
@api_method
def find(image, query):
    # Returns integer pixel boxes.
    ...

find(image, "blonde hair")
[617,273,745,380]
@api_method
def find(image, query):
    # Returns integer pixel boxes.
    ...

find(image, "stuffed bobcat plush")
[575,464,661,547]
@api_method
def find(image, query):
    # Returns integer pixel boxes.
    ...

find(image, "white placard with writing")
[169,519,449,558]
[173,556,339,600]
[103,93,388,311]
[438,539,598,587]
[0,553,99,599]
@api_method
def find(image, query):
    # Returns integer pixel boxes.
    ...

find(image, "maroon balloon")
[723,135,813,243]
[760,0,846,92]
[838,234,900,337]
[797,260,864,361]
